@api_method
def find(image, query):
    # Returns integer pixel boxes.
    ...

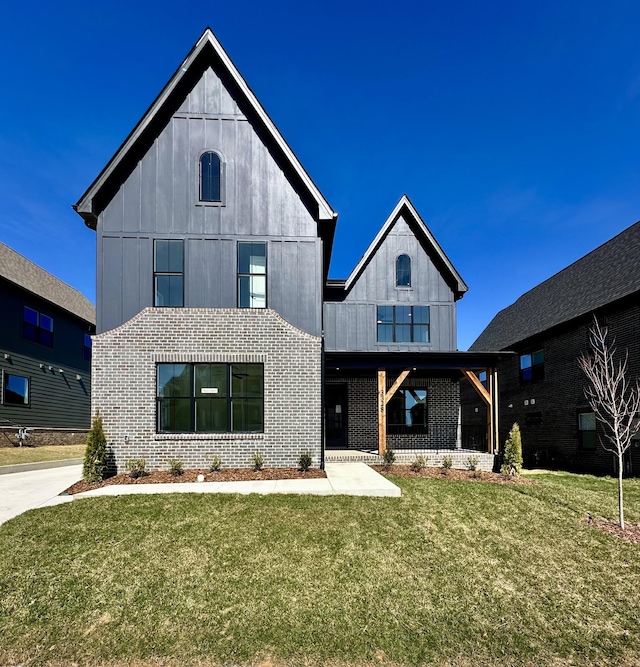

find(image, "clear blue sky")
[1,1,639,349]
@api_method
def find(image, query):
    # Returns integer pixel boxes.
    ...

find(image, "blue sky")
[1,1,639,349]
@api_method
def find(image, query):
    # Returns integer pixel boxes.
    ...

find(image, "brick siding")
[92,308,321,473]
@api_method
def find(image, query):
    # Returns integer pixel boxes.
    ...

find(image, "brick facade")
[327,375,460,449]
[462,297,640,475]
[92,308,321,473]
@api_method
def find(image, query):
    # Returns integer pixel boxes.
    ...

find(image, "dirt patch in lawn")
[66,467,326,495]
[586,516,640,544]
[373,464,536,485]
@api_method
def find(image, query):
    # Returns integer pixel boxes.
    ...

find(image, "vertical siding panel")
[101,237,123,332]
[220,77,237,115]
[298,241,317,335]
[219,238,236,307]
[122,238,140,322]
[188,118,205,234]
[156,122,174,233]
[204,67,221,114]
[139,236,153,309]
[203,119,222,235]
[280,241,297,326]
[173,118,189,233]
[219,119,236,234]
[235,120,251,231]
[189,74,205,114]
[122,163,141,233]
[140,141,157,233]
[102,191,124,233]
[268,240,283,317]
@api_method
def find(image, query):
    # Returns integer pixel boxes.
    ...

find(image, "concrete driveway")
[0,464,81,526]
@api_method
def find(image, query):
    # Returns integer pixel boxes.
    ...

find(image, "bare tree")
[578,317,640,530]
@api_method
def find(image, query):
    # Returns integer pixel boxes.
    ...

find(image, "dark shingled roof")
[0,242,95,325]
[470,220,640,351]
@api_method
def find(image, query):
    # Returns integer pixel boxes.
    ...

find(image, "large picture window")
[377,305,430,343]
[578,411,596,450]
[3,373,29,406]
[520,349,544,382]
[154,239,184,307]
[387,388,427,434]
[23,306,54,346]
[238,242,267,308]
[157,363,264,433]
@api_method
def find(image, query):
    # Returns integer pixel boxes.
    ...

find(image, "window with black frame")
[3,373,29,406]
[396,254,411,287]
[154,239,184,307]
[520,349,544,382]
[376,305,429,343]
[157,363,263,433]
[23,306,53,346]
[577,410,596,450]
[238,242,266,308]
[200,152,222,202]
[387,388,428,434]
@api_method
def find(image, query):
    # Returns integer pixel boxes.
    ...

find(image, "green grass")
[0,444,85,466]
[1,471,640,667]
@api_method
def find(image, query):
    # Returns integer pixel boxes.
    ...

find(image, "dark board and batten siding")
[324,215,458,352]
[97,66,323,337]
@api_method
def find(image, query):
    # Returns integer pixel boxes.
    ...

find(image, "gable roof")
[74,28,337,231]
[471,220,640,351]
[339,195,468,299]
[0,242,95,325]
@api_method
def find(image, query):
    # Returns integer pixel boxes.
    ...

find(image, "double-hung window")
[157,363,264,433]
[3,373,29,406]
[377,305,430,343]
[520,350,544,382]
[154,240,184,307]
[238,242,266,308]
[577,411,597,450]
[23,307,53,346]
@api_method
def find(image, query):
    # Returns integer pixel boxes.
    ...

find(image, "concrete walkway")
[0,462,400,526]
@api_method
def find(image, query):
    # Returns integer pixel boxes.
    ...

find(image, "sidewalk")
[0,462,400,526]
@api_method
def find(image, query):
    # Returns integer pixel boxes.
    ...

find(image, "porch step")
[325,449,495,472]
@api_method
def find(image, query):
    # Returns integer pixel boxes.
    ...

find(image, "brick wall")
[328,375,460,449]
[92,308,321,473]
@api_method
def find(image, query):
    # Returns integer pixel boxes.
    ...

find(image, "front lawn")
[1,471,639,666]
[0,444,85,467]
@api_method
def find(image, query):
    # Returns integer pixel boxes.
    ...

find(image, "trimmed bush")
[441,455,453,471]
[126,458,147,479]
[298,450,312,472]
[83,413,108,483]
[501,423,523,476]
[168,459,184,476]
[251,450,264,471]
[208,454,222,472]
[410,455,428,472]
[466,456,479,472]
[382,447,396,468]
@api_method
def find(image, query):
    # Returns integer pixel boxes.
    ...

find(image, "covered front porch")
[323,350,511,466]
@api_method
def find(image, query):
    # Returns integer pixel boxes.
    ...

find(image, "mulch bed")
[586,516,640,544]
[372,464,536,485]
[65,467,326,495]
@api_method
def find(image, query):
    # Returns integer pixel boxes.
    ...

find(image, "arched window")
[396,254,411,287]
[200,152,221,202]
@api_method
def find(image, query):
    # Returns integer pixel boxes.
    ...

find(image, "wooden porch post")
[491,368,500,455]
[461,368,494,453]
[486,367,494,454]
[378,369,386,456]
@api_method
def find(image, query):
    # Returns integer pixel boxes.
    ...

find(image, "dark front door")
[326,384,348,448]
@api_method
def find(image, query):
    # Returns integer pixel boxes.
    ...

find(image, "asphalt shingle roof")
[470,220,640,351]
[0,242,95,325]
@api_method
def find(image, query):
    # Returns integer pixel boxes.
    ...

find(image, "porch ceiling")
[324,350,512,371]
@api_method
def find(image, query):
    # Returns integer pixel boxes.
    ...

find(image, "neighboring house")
[0,242,96,441]
[464,221,640,475]
[74,28,505,472]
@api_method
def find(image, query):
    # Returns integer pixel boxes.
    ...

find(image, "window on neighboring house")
[238,242,267,308]
[23,306,54,346]
[396,254,411,287]
[157,363,264,433]
[387,388,428,434]
[83,333,92,361]
[154,239,184,307]
[377,305,430,343]
[520,349,544,382]
[578,411,597,450]
[3,373,29,406]
[200,151,222,202]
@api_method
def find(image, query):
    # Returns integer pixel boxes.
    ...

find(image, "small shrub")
[441,455,453,471]
[83,413,108,483]
[466,456,479,472]
[382,447,396,468]
[126,458,147,479]
[168,458,184,476]
[250,450,264,471]
[410,455,427,472]
[298,450,312,472]
[501,423,523,476]
[208,454,222,473]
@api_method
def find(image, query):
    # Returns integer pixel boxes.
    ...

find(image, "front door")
[326,384,348,448]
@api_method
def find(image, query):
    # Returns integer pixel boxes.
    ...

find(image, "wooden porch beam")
[461,368,491,406]
[385,369,411,404]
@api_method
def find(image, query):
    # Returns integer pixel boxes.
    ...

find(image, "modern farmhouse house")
[464,221,640,476]
[75,29,505,472]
